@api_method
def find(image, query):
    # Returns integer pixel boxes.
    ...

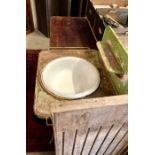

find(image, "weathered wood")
[112,133,128,155]
[53,131,63,155]
[96,123,126,154]
[64,129,77,155]
[34,49,128,154]
[50,94,127,114]
[52,98,127,155]
[104,123,128,154]
[54,105,127,132]
[73,127,90,155]
[91,0,128,7]
[81,127,102,155]
[89,124,113,155]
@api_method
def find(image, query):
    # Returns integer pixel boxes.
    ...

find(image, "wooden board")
[52,95,128,155]
[50,17,97,49]
[91,0,128,7]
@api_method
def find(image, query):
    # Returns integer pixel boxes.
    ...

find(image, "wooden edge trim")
[51,94,128,113]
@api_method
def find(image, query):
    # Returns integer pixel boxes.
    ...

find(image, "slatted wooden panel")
[52,97,128,155]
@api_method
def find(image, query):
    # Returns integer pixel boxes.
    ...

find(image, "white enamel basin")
[41,56,100,99]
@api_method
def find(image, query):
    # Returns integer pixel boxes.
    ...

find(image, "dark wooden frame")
[35,0,89,37]
[26,0,34,34]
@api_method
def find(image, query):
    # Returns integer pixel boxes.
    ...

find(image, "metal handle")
[45,117,53,126]
[49,135,54,144]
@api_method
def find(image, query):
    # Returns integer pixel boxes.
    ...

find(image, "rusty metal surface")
[50,16,97,49]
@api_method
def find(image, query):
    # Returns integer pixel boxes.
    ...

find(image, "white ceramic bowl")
[41,56,100,99]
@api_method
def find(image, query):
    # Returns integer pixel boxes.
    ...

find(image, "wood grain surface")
[50,17,97,49]
[53,96,128,155]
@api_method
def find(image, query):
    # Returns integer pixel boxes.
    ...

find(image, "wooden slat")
[87,126,103,155]
[54,131,63,155]
[64,129,77,155]
[73,127,89,155]
[89,125,113,155]
[81,127,102,155]
[104,123,128,154]
[96,123,125,155]
[111,133,128,155]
